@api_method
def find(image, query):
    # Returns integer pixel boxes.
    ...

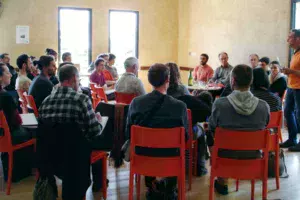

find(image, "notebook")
[20,113,38,126]
[100,116,109,134]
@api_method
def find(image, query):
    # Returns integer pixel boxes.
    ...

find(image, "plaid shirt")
[39,86,102,140]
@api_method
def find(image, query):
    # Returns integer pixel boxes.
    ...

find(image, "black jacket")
[269,76,287,98]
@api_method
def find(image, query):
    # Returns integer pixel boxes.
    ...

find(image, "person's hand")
[95,112,102,122]
[281,67,294,75]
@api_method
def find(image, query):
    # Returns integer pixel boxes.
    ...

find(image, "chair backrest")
[130,125,185,177]
[115,92,137,104]
[23,92,39,117]
[89,82,96,91]
[0,111,13,152]
[212,128,269,179]
[94,86,108,103]
[267,111,282,129]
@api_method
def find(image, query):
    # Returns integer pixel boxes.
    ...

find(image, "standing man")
[249,54,259,69]
[0,53,18,97]
[192,53,214,83]
[280,29,300,151]
[210,52,233,86]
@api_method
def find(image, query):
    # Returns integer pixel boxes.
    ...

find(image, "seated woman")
[269,61,287,98]
[166,62,190,98]
[252,68,282,112]
[0,62,31,144]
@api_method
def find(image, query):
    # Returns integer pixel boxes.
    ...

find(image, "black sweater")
[269,77,287,98]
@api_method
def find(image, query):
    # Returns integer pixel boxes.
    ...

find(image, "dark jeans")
[284,88,300,143]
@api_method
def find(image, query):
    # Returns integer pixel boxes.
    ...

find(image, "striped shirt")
[251,88,282,112]
[39,86,102,140]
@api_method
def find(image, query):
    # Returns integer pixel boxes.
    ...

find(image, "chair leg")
[188,147,192,191]
[129,171,134,200]
[236,179,239,191]
[209,176,214,200]
[136,175,141,200]
[262,179,267,200]
[251,180,255,200]
[102,156,108,200]
[6,152,13,195]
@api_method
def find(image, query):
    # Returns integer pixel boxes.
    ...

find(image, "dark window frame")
[58,7,93,66]
[108,9,139,58]
[289,0,300,62]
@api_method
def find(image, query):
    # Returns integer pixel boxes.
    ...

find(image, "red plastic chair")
[129,125,186,200]
[115,92,137,104]
[209,128,270,200]
[94,86,108,103]
[267,111,283,142]
[23,92,39,117]
[186,109,193,191]
[0,111,36,195]
[17,89,28,114]
[90,151,108,199]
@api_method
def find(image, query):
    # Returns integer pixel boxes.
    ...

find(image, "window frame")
[108,9,140,59]
[58,7,93,67]
[289,0,300,62]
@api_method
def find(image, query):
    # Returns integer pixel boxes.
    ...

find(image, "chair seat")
[12,139,36,151]
[91,151,108,164]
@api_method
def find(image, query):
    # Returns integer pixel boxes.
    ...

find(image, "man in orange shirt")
[280,29,300,151]
[192,54,214,83]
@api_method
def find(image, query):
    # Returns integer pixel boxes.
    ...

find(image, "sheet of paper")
[16,26,29,44]
[105,89,115,95]
[20,113,38,126]
[100,116,109,134]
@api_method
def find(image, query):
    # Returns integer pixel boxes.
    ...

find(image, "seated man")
[126,63,188,199]
[116,57,146,96]
[39,64,105,198]
[90,58,113,89]
[210,52,233,86]
[209,64,270,195]
[192,53,214,83]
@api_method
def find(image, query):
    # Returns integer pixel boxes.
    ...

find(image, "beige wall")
[0,0,178,67]
[178,0,291,69]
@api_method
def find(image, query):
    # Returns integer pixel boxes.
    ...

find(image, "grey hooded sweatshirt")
[209,90,270,133]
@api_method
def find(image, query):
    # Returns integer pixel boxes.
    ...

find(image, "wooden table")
[186,85,222,91]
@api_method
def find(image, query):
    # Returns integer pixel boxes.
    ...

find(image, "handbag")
[121,95,166,162]
[268,149,289,178]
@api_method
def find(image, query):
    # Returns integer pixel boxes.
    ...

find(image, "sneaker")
[280,140,297,148]
[288,142,300,152]
[214,180,228,195]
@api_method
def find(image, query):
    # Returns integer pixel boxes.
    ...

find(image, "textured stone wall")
[0,0,178,67]
[178,0,291,70]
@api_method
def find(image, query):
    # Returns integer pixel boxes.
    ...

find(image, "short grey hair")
[58,64,79,83]
[124,57,138,69]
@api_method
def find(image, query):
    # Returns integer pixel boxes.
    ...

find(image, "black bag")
[268,149,289,178]
[33,176,58,200]
[1,145,34,182]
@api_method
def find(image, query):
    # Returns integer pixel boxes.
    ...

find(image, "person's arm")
[282,67,300,77]
[192,66,198,80]
[210,67,219,82]
[136,79,146,95]
[82,97,102,139]
[208,100,220,135]
[207,68,214,80]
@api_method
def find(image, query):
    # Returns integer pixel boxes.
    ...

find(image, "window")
[290,0,300,61]
[109,10,139,74]
[58,7,92,73]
